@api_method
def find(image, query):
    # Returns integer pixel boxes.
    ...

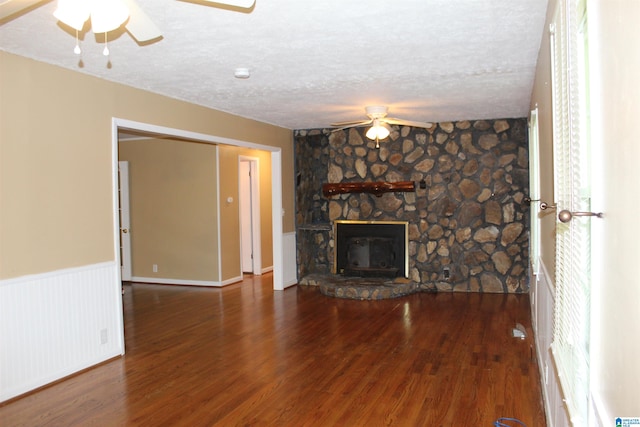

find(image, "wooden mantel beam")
[322,181,415,198]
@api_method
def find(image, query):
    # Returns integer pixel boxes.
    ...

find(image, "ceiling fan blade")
[330,124,371,132]
[0,0,47,21]
[199,0,255,9]
[123,0,162,43]
[384,117,433,128]
[330,119,372,128]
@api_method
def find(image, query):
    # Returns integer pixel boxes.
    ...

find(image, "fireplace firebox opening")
[333,220,409,278]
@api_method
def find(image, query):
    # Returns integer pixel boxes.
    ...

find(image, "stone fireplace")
[334,220,408,278]
[294,118,530,295]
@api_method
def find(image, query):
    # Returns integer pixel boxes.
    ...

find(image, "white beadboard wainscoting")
[0,261,124,402]
[530,260,569,427]
[282,232,298,288]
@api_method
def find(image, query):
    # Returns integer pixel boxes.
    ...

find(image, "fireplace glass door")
[334,220,408,278]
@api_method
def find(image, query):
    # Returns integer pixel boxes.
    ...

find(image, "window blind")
[549,0,592,424]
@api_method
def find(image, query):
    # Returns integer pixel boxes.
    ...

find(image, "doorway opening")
[111,118,285,291]
[239,156,261,275]
[118,161,132,281]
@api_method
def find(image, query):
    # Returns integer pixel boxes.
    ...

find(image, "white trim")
[271,152,284,290]
[0,261,117,286]
[215,145,222,282]
[113,117,284,291]
[282,231,298,288]
[589,391,608,427]
[220,275,244,286]
[261,265,273,274]
[539,256,555,297]
[130,276,225,287]
[528,107,541,276]
[0,261,117,288]
[116,119,281,152]
[112,121,127,359]
[112,120,123,286]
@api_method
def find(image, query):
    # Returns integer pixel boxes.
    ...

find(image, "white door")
[239,157,262,275]
[118,161,132,281]
[239,160,254,273]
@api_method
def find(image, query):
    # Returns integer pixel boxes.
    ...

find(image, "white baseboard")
[0,262,124,402]
[131,270,288,288]
[130,276,223,287]
[220,275,243,286]
[590,391,610,427]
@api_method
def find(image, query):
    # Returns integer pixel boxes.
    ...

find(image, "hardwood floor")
[0,274,547,426]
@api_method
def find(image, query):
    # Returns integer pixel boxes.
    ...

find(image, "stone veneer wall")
[294,118,530,293]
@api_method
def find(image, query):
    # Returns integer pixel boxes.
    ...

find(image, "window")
[549,0,592,424]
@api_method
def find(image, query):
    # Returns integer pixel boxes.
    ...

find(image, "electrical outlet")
[153,264,158,273]
[443,267,451,280]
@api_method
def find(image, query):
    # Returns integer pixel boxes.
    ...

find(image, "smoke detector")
[234,68,250,79]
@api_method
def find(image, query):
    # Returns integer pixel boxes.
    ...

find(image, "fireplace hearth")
[300,273,419,300]
[334,220,408,278]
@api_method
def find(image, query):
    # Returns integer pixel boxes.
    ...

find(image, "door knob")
[558,210,603,223]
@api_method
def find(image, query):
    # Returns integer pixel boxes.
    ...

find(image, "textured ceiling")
[0,0,549,130]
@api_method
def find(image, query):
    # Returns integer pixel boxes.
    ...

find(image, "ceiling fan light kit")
[54,0,129,33]
[331,105,432,148]
[54,0,130,57]
[365,119,391,140]
[1,0,253,60]
[53,1,91,31]
[90,0,129,33]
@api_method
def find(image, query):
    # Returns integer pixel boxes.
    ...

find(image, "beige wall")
[0,51,293,280]
[530,0,640,420]
[587,0,640,418]
[119,138,220,282]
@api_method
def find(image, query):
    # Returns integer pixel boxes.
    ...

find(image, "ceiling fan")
[0,0,256,43]
[331,106,432,148]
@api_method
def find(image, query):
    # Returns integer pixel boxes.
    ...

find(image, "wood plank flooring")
[0,274,547,426]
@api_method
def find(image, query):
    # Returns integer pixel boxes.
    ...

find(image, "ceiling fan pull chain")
[74,30,81,55]
[103,33,110,57]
